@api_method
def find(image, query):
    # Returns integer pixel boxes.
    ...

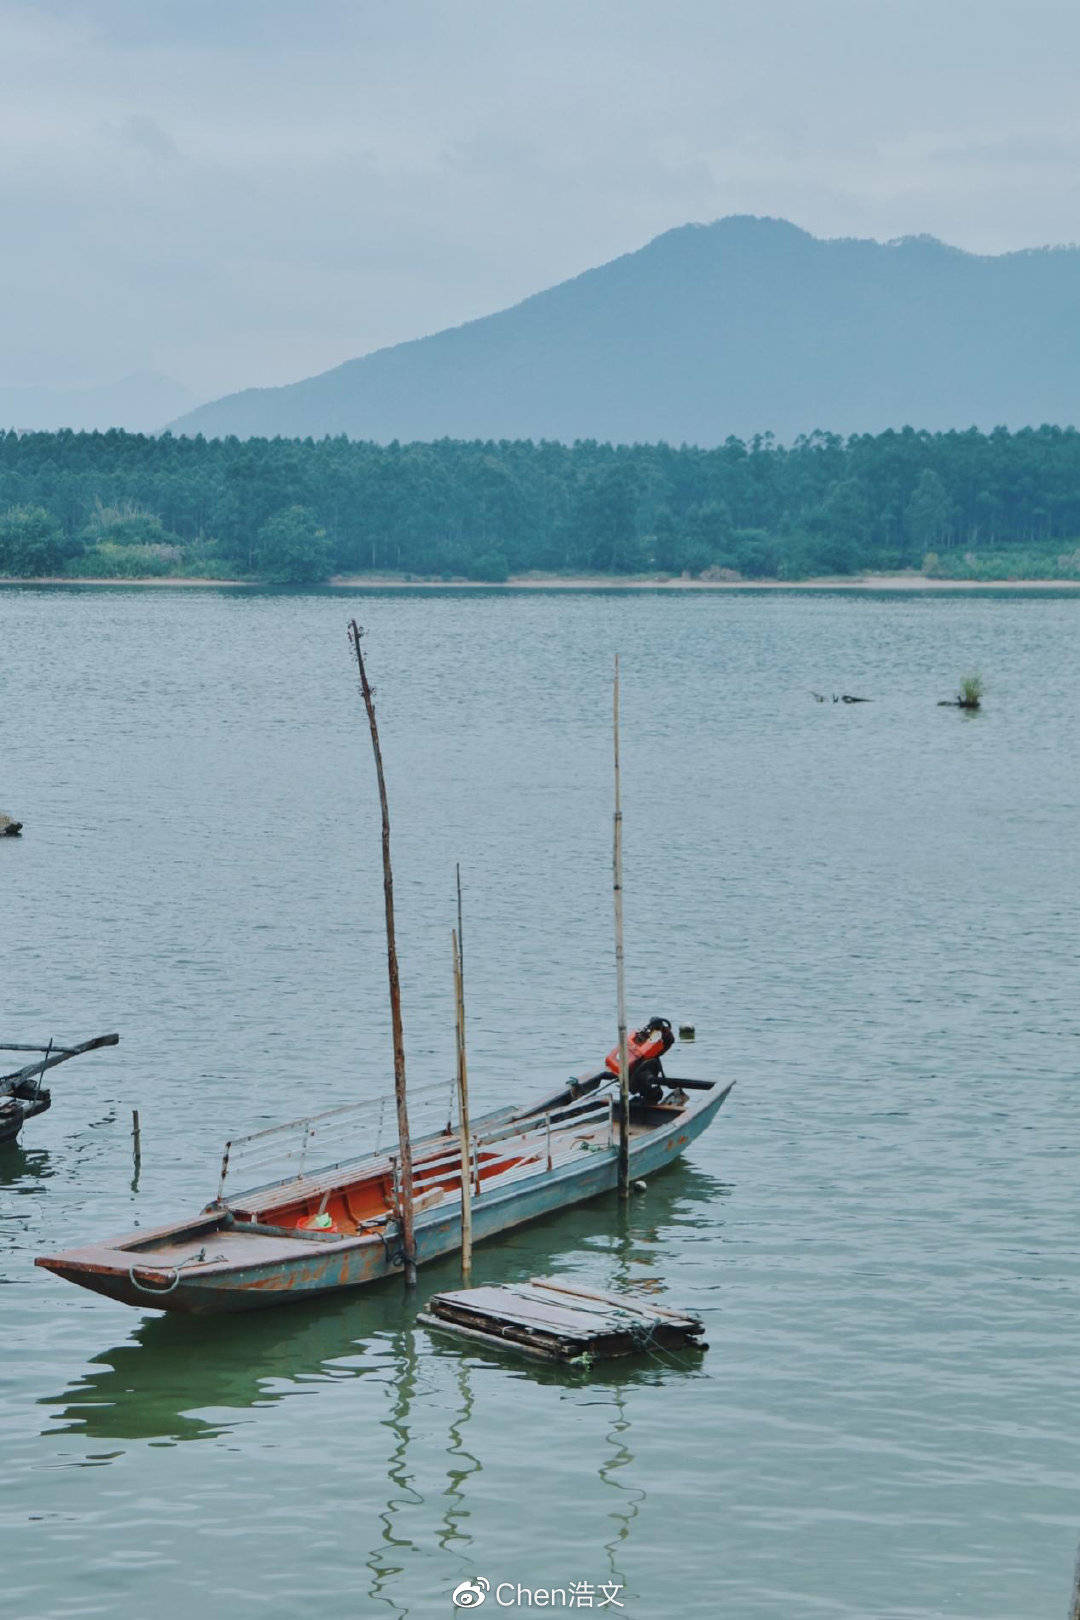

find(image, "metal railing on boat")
[402,1092,616,1201]
[216,1078,457,1203]
[216,1081,617,1209]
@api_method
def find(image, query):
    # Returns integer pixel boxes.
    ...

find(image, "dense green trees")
[905,469,953,551]
[0,505,79,575]
[2,423,1080,582]
[253,505,333,583]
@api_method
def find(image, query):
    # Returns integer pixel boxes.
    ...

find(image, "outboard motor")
[605,1017,675,1106]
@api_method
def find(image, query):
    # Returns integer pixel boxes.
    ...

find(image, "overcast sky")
[4,0,1080,403]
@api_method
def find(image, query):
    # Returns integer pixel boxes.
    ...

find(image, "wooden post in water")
[131,1107,142,1193]
[348,620,417,1288]
[613,655,631,1201]
[452,923,473,1285]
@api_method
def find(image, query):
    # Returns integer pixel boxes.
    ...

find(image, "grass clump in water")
[958,672,984,708]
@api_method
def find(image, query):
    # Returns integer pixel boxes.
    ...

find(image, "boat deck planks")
[418,1274,707,1363]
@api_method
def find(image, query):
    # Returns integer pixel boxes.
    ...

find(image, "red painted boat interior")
[231,1142,530,1236]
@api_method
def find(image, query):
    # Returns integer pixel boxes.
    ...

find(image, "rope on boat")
[128,1264,182,1295]
[127,1246,226,1295]
[623,1315,661,1353]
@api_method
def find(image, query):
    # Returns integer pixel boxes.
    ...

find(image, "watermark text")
[451,1577,624,1608]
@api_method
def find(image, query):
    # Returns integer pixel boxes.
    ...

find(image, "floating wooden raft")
[418,1275,706,1363]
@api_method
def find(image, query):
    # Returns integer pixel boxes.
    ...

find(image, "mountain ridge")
[168,216,1080,445]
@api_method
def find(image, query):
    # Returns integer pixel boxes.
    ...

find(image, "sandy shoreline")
[333,572,1080,592]
[3,571,1080,592]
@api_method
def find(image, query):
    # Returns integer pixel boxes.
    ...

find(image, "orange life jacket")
[605,1022,670,1077]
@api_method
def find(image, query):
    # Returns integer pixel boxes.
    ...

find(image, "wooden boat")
[37,1060,733,1315]
[1,1033,119,1145]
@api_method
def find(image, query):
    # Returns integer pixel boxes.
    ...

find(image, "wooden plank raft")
[417,1275,707,1363]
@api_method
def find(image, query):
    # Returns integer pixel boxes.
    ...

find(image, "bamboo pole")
[456,863,464,979]
[348,620,417,1287]
[34,1038,53,1098]
[613,655,631,1200]
[456,863,479,1234]
[452,924,473,1285]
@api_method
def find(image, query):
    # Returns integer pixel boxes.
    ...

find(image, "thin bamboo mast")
[348,620,417,1287]
[454,864,473,1283]
[452,924,473,1285]
[456,862,465,980]
[613,654,631,1200]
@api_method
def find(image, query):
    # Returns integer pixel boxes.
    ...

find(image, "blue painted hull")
[38,1082,733,1314]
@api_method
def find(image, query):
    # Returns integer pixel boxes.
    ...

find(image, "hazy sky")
[5,0,1080,402]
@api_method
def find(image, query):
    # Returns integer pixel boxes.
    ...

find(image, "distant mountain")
[0,372,196,434]
[168,218,1080,445]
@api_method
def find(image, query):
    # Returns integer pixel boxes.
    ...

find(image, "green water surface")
[2,584,1078,1619]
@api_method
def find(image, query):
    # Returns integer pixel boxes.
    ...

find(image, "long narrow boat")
[37,1058,733,1315]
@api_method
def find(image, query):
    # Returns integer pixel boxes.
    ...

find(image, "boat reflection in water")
[0,1142,52,1190]
[1,1143,56,1263]
[41,1160,728,1445]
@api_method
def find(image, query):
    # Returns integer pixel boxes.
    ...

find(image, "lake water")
[2,583,1079,1620]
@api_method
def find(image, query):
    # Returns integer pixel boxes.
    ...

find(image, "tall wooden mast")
[454,865,474,1283]
[348,621,417,1287]
[613,655,631,1199]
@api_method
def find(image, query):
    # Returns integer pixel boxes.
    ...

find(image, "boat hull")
[37,1082,732,1314]
[0,1091,50,1145]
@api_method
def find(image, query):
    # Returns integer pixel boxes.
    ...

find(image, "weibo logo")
[451,1577,490,1608]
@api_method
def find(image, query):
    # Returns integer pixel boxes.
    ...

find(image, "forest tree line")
[2,424,1080,582]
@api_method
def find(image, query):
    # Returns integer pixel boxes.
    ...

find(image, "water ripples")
[2,584,1080,1617]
